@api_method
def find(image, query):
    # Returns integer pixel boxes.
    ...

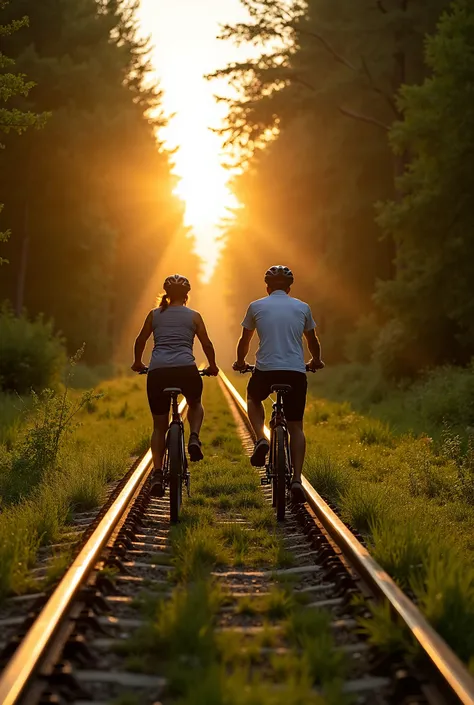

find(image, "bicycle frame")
[264,391,293,489]
[163,391,189,495]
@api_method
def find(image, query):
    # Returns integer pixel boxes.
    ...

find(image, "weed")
[173,524,229,581]
[340,483,388,535]
[285,608,348,684]
[358,420,393,447]
[358,601,412,657]
[413,551,474,663]
[369,516,432,589]
[305,451,350,504]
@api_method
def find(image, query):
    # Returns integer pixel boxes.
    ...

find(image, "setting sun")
[137,0,249,281]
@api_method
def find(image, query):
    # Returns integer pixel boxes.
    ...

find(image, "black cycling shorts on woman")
[132,274,219,484]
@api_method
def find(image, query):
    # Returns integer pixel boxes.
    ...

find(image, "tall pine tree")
[0,0,196,361]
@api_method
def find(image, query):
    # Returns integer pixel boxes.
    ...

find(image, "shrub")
[2,384,101,504]
[410,363,474,428]
[0,306,66,395]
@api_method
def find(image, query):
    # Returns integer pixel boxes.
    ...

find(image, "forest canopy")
[212,0,472,377]
[0,0,198,363]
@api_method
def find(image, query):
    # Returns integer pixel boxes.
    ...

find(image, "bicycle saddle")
[164,387,182,394]
[271,384,292,393]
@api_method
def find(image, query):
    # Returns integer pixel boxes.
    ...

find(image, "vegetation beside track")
[228,370,474,668]
[304,396,474,666]
[0,374,151,601]
[121,381,352,705]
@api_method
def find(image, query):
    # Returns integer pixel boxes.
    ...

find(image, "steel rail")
[0,398,187,705]
[219,370,474,705]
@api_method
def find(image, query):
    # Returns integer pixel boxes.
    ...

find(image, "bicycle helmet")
[163,274,191,293]
[264,265,294,285]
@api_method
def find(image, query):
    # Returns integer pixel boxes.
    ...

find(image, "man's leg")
[287,421,306,483]
[247,396,269,467]
[151,413,168,470]
[247,396,265,440]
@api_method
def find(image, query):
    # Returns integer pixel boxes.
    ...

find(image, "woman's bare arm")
[195,313,219,375]
[131,311,153,371]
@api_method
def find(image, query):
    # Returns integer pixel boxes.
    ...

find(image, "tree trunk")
[15,199,29,316]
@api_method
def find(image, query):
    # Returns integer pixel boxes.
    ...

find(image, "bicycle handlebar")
[233,363,322,374]
[137,367,214,377]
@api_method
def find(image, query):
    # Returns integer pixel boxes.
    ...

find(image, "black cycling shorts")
[147,365,203,416]
[247,369,307,422]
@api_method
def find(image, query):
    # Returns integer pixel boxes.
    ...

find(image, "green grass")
[303,389,474,667]
[0,375,152,600]
[122,380,350,703]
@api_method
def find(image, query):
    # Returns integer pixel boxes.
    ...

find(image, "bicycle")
[139,368,211,523]
[237,365,316,521]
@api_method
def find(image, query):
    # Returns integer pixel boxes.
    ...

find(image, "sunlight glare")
[137,0,251,282]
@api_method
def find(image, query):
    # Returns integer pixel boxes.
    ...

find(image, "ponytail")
[159,294,169,313]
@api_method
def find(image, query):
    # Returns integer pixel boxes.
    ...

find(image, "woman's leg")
[187,400,204,436]
[151,413,168,469]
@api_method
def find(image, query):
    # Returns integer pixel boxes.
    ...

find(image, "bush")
[0,306,66,395]
[409,362,474,428]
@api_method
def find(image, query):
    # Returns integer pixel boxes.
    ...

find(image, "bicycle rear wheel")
[168,423,183,523]
[274,425,287,521]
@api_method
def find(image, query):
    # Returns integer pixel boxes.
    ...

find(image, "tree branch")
[297,27,359,73]
[361,56,399,116]
[338,106,389,131]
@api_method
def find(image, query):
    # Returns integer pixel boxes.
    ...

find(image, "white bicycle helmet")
[163,274,191,292]
[264,265,294,285]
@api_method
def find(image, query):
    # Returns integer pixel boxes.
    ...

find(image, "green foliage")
[2,381,101,503]
[0,306,66,394]
[413,551,474,664]
[0,1,48,263]
[0,0,195,362]
[212,0,448,362]
[377,0,474,369]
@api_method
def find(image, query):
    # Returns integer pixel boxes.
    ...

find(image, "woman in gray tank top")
[132,274,219,493]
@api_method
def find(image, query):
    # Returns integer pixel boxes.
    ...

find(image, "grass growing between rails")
[303,393,474,669]
[0,374,152,601]
[121,381,351,705]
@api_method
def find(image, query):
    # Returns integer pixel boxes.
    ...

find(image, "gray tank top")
[149,306,197,370]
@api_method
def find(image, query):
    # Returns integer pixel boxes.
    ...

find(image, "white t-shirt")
[242,291,316,373]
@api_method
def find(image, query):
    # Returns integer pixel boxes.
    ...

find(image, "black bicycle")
[139,368,210,523]
[238,365,316,521]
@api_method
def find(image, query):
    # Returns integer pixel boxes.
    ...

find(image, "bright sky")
[138,0,251,281]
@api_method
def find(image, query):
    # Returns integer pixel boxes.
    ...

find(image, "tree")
[0,0,195,362]
[376,0,474,373]
[0,0,47,263]
[211,0,449,360]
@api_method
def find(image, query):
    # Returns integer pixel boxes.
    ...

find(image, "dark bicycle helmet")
[264,265,294,285]
[164,274,191,292]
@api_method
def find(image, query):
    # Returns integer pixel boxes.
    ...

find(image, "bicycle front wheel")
[274,425,287,521]
[168,423,183,523]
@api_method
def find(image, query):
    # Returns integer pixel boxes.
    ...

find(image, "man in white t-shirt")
[233,265,324,503]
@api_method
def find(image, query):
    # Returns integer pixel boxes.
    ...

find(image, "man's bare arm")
[132,311,153,371]
[304,329,324,370]
[235,328,255,369]
[195,313,219,375]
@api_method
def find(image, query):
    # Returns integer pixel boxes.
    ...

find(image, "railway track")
[0,373,473,705]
